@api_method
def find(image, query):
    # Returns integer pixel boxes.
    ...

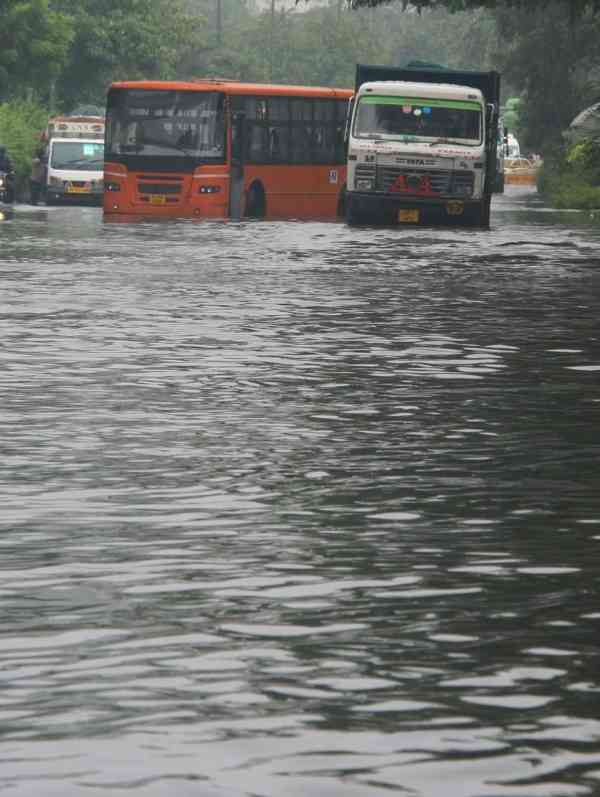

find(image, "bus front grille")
[138,183,182,195]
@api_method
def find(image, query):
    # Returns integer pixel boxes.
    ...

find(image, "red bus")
[103,79,353,219]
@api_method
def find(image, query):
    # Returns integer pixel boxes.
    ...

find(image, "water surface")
[1,188,600,796]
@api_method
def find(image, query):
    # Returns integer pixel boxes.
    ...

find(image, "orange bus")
[103,79,353,219]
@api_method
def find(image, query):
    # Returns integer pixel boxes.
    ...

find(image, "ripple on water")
[1,202,600,794]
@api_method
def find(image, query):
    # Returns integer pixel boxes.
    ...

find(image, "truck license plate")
[150,195,166,205]
[446,201,465,216]
[398,209,419,223]
[67,184,91,194]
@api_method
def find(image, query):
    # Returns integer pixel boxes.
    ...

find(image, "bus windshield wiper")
[119,139,195,157]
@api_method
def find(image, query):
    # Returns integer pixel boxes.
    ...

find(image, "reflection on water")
[1,188,600,796]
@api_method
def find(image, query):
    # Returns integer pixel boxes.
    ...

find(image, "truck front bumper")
[46,185,103,204]
[347,191,483,223]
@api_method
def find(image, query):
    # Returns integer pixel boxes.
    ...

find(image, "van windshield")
[354,96,482,146]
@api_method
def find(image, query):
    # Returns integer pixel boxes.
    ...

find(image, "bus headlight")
[199,185,221,194]
[105,181,121,192]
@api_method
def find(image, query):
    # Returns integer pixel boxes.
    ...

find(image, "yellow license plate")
[398,209,420,223]
[149,195,166,205]
[67,185,90,194]
[446,201,465,216]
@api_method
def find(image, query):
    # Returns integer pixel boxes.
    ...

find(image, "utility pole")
[216,0,222,46]
[49,79,57,115]
[269,0,275,80]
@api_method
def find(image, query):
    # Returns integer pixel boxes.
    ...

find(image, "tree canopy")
[349,0,600,12]
[0,0,73,98]
[2,0,600,159]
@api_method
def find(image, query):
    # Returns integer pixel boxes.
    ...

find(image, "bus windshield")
[50,141,104,170]
[105,89,225,160]
[354,96,482,146]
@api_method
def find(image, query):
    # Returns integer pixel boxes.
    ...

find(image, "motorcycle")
[0,169,15,203]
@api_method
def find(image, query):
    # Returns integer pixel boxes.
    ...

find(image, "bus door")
[229,111,246,219]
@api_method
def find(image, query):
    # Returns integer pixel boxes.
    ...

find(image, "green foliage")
[566,139,600,182]
[1,0,599,163]
[0,99,49,192]
[182,3,501,91]
[503,96,521,134]
[49,0,202,110]
[349,0,600,14]
[0,0,73,100]
[538,139,600,209]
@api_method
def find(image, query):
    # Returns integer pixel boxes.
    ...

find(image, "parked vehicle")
[41,114,105,205]
[344,63,501,227]
[504,156,540,186]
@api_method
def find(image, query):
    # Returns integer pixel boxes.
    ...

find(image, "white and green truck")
[345,63,501,228]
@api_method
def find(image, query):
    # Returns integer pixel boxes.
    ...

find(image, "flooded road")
[1,187,600,796]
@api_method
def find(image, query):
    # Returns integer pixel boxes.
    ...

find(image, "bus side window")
[313,100,335,163]
[246,97,269,162]
[267,97,290,162]
[290,98,313,164]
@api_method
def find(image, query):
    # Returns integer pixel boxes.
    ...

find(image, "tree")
[495,2,600,152]
[48,0,203,109]
[347,0,600,15]
[0,0,73,100]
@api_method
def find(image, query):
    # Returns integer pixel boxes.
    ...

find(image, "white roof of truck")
[357,80,484,103]
[45,116,105,140]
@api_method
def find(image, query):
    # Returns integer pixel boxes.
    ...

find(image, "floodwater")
[1,187,600,796]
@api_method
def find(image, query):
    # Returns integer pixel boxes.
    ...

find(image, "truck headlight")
[49,176,62,186]
[0,177,5,188]
[356,178,374,191]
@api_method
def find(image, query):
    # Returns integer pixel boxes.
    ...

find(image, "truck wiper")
[58,158,97,166]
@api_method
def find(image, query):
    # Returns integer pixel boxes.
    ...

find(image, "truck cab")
[43,116,105,205]
[345,64,500,228]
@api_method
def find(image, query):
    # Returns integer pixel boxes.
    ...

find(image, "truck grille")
[376,166,474,198]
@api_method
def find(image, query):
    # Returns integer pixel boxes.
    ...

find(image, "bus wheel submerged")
[244,183,266,219]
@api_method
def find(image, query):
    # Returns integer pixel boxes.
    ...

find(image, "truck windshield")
[105,89,225,160]
[50,141,104,170]
[354,96,482,146]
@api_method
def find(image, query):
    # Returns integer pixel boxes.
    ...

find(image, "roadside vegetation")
[1,0,600,205]
[0,100,49,194]
[538,140,600,211]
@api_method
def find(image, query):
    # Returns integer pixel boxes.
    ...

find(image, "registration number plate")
[67,184,91,194]
[446,201,465,216]
[149,195,166,205]
[398,209,420,223]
